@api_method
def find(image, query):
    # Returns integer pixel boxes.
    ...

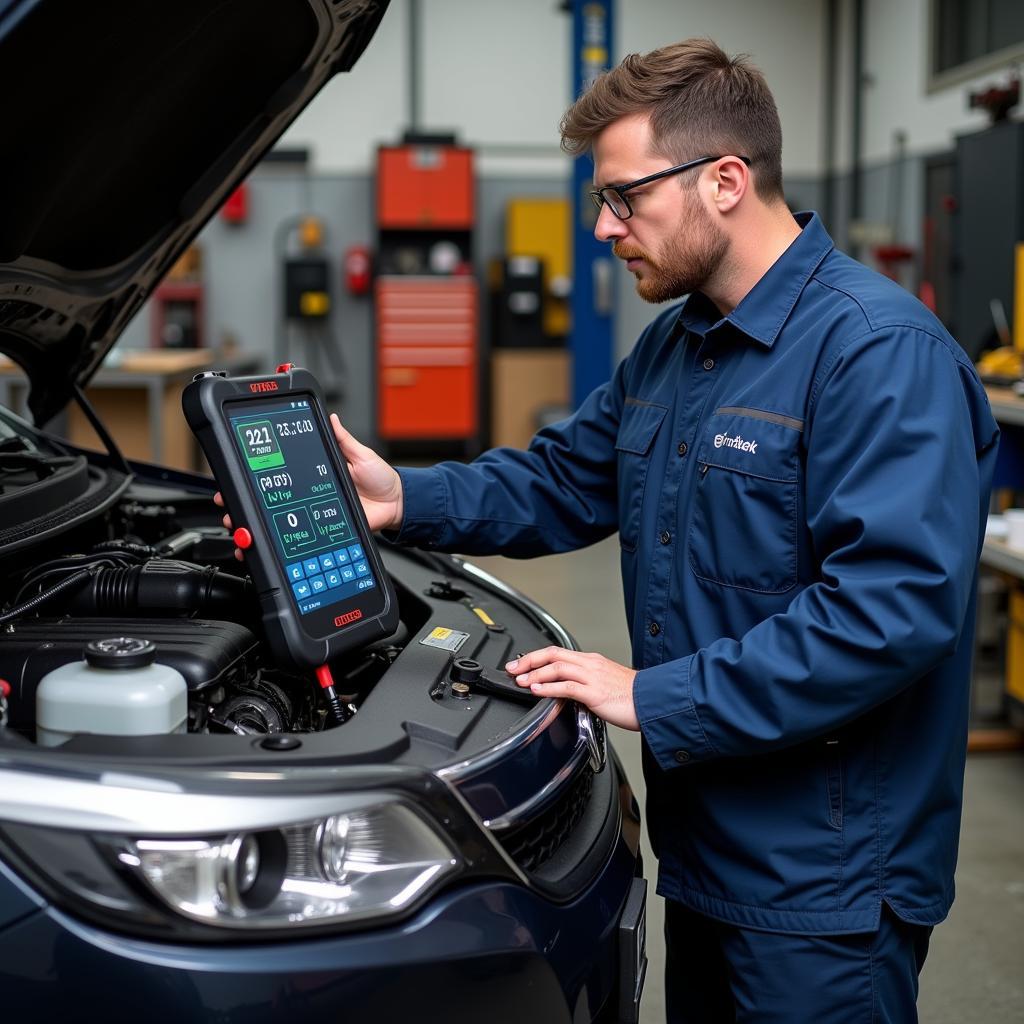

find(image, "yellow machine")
[490,198,573,449]
[506,197,570,338]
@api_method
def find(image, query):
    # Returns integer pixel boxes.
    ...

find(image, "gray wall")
[122,169,576,445]
[823,154,927,264]
[122,170,377,439]
[119,157,933,448]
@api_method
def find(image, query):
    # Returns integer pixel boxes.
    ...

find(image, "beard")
[613,191,729,303]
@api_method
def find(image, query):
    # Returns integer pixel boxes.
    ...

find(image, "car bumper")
[1,849,638,1024]
[0,768,643,1024]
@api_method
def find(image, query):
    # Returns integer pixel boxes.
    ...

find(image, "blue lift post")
[570,0,615,409]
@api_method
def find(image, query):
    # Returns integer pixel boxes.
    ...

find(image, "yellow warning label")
[419,626,470,653]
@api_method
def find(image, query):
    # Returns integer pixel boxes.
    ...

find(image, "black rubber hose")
[65,559,257,619]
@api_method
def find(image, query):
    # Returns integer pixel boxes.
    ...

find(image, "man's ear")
[710,156,749,213]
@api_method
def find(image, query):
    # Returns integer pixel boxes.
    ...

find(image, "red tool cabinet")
[377,146,474,230]
[376,276,478,439]
[374,141,479,451]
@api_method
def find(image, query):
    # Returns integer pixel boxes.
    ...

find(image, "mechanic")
[228,38,999,1022]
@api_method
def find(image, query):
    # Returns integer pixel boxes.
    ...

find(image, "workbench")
[984,385,1024,428]
[982,385,1024,574]
[981,386,1024,720]
[979,535,1024,578]
[979,385,1024,576]
[0,349,259,471]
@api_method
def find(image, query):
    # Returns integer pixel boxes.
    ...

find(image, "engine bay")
[0,427,563,771]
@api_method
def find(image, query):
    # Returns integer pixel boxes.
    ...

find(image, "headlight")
[0,785,473,938]
[123,800,458,928]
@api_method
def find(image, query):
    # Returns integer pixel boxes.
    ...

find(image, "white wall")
[281,0,572,178]
[420,0,571,177]
[281,0,827,179]
[278,0,410,172]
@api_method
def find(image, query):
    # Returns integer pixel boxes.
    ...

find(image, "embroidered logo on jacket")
[714,432,758,454]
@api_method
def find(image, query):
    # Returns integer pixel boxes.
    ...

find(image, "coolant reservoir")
[36,637,187,747]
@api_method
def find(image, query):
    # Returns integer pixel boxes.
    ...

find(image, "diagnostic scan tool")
[183,365,398,706]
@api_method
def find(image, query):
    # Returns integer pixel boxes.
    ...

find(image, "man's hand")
[328,414,404,533]
[506,647,640,731]
[214,415,404,559]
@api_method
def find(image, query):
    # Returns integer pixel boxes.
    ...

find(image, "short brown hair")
[560,38,784,203]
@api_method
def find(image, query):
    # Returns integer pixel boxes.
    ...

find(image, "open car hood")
[0,0,388,425]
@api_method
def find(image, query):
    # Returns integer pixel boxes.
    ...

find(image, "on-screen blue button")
[309,574,327,594]
[319,552,337,571]
[292,580,312,600]
[303,558,321,577]
[286,562,305,582]
[325,570,341,588]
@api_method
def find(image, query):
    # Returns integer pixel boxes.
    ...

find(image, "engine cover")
[0,618,258,732]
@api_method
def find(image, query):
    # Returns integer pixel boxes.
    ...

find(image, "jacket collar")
[678,211,834,348]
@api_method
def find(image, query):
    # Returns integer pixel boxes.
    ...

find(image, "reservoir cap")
[85,637,158,670]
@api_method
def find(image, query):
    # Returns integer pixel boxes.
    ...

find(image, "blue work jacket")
[394,213,999,934]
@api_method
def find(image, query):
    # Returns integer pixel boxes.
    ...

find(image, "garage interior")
[4,0,1023,1020]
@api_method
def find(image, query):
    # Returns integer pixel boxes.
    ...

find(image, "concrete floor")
[467,538,1024,1023]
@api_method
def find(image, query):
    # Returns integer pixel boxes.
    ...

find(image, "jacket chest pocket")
[615,400,668,552]
[689,407,802,593]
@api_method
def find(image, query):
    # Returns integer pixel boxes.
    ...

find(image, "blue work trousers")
[664,900,932,1023]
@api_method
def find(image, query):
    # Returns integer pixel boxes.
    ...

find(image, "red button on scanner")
[276,363,294,373]
[233,527,253,550]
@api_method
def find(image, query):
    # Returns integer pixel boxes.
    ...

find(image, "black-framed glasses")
[589,154,751,221]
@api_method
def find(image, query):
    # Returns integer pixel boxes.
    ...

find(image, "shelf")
[981,537,1024,578]
[984,386,1024,427]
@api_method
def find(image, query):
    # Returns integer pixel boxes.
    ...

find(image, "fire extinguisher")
[221,183,249,224]
[344,245,373,296]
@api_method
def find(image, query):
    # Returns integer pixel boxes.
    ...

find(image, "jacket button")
[703,358,715,371]
[674,750,691,764]
[660,530,671,544]
[648,621,661,636]
[677,441,688,456]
